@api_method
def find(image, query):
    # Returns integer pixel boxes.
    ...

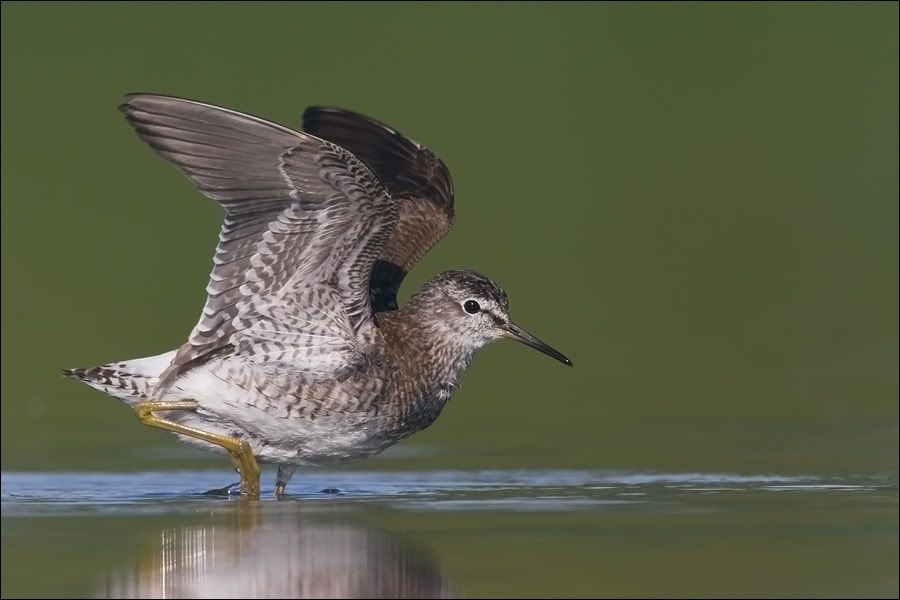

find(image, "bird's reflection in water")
[97,502,455,599]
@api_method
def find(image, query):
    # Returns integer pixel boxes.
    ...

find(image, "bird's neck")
[378,305,478,400]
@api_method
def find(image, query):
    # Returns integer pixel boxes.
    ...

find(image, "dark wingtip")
[118,93,145,118]
[302,105,405,138]
[119,92,148,110]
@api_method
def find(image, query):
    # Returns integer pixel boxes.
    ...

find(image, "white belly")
[161,365,400,466]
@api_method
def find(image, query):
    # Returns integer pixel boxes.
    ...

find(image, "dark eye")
[464,300,480,314]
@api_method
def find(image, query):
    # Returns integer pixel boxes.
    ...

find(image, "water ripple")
[1,469,895,516]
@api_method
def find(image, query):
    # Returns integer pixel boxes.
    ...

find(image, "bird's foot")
[203,481,242,496]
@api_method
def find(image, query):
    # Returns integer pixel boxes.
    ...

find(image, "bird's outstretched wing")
[120,94,398,390]
[302,107,454,311]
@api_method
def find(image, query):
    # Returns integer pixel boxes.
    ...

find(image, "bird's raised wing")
[302,107,454,311]
[119,94,398,389]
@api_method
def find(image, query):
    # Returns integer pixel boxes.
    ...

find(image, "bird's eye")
[463,300,480,314]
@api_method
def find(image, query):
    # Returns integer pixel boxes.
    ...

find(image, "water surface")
[3,469,896,598]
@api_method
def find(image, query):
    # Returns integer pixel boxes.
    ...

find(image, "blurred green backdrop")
[2,1,897,476]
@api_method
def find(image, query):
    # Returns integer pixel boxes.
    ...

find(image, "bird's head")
[407,270,572,366]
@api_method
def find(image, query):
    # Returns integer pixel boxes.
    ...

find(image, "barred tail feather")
[63,350,177,403]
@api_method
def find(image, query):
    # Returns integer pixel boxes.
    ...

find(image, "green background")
[2,3,898,598]
[2,2,897,477]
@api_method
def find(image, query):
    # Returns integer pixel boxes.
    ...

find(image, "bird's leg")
[275,464,297,498]
[133,400,261,497]
[229,453,242,473]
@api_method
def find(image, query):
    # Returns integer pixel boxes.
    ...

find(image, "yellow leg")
[133,401,260,497]
[228,453,242,473]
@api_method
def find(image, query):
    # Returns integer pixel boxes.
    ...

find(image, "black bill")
[504,323,573,367]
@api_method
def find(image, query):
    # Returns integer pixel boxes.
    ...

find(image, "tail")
[63,350,177,403]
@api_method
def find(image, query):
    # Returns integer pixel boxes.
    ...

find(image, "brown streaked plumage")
[64,94,571,497]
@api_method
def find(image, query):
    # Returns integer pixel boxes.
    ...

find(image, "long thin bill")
[505,323,573,366]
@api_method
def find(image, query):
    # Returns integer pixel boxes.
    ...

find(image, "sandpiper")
[64,94,572,497]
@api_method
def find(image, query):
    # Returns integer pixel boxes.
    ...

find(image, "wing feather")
[119,94,398,390]
[302,107,454,311]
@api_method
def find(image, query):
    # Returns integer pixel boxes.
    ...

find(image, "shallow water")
[2,469,897,598]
